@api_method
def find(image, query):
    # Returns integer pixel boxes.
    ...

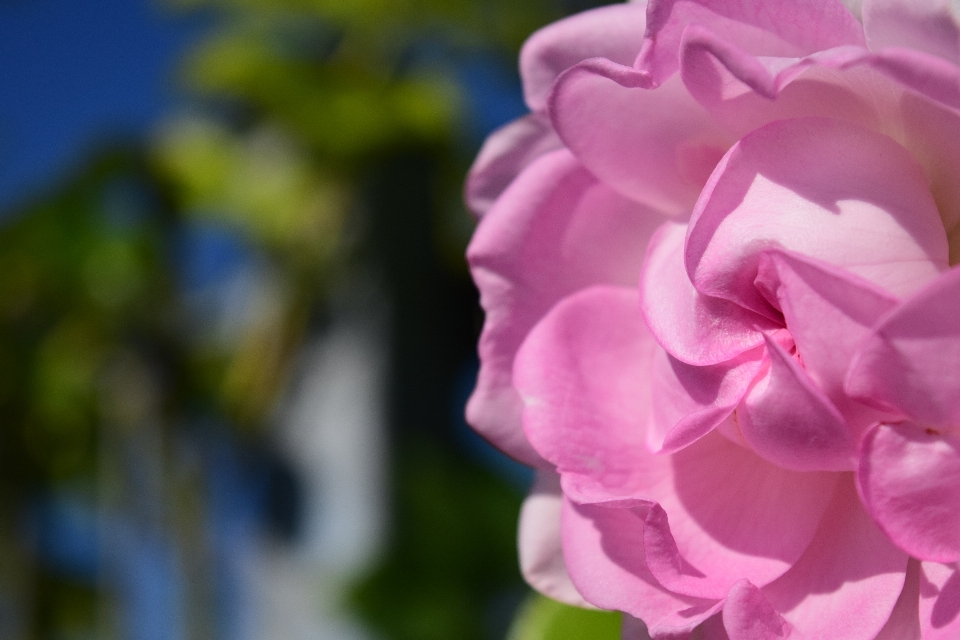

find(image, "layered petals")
[721,482,909,640]
[859,423,960,562]
[753,250,898,430]
[464,113,562,217]
[901,93,960,259]
[562,499,721,637]
[919,561,960,639]
[864,0,960,64]
[640,222,776,366]
[466,1,960,635]
[875,560,922,640]
[520,2,648,112]
[686,116,948,315]
[515,283,839,600]
[680,25,960,127]
[757,479,908,639]
[648,346,764,455]
[872,46,960,113]
[641,432,839,600]
[467,150,663,466]
[721,580,790,639]
[846,267,960,426]
[514,285,658,502]
[550,59,732,214]
[738,335,856,472]
[620,618,654,640]
[518,471,590,607]
[678,26,960,259]
[637,0,865,85]
[679,26,885,139]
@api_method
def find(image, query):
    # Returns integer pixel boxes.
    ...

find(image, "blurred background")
[0,0,624,638]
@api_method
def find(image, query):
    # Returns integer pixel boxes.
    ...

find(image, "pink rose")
[465,0,960,638]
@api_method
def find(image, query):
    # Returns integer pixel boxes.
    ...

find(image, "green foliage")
[154,1,602,638]
[0,153,170,484]
[182,24,460,160]
[351,441,526,640]
[0,152,174,638]
[508,595,623,640]
[154,117,348,270]
[0,0,614,636]
[166,0,563,52]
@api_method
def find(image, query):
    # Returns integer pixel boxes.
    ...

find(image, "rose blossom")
[464,0,960,638]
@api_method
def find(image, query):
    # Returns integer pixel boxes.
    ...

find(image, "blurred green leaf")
[508,594,622,640]
[351,441,526,640]
[166,0,561,51]
[181,27,460,158]
[154,116,348,267]
[0,0,610,635]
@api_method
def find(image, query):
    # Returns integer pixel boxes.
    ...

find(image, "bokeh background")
[0,0,624,638]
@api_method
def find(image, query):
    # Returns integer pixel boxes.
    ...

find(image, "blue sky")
[0,0,532,213]
[0,0,207,210]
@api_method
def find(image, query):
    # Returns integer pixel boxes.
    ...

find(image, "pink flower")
[465,0,960,638]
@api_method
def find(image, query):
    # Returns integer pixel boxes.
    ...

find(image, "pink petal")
[864,0,960,64]
[698,614,732,639]
[518,471,590,607]
[842,0,864,19]
[753,251,899,433]
[518,287,838,600]
[676,27,960,137]
[864,45,960,111]
[639,222,777,366]
[875,560,922,640]
[648,346,764,455]
[738,335,856,472]
[514,285,659,503]
[517,285,839,599]
[620,617,653,640]
[858,423,960,562]
[561,498,722,636]
[846,267,960,427]
[678,31,960,259]
[641,432,839,599]
[900,92,960,260]
[549,58,732,215]
[919,561,960,639]
[679,28,883,140]
[760,478,909,640]
[467,150,664,466]
[721,580,790,640]
[637,0,864,86]
[520,3,648,113]
[464,113,561,217]
[686,117,948,316]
